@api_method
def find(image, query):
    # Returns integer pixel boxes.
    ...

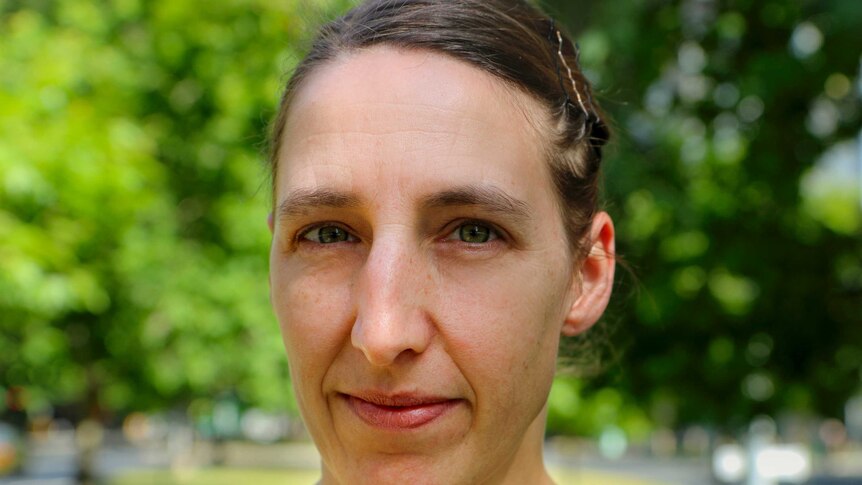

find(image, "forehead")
[277,46,555,205]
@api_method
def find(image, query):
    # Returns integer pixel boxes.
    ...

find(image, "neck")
[482,404,554,485]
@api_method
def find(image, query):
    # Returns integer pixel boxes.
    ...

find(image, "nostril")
[350,308,432,367]
[350,317,399,367]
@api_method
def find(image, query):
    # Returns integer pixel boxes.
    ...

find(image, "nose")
[351,231,433,367]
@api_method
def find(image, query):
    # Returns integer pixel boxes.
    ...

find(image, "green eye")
[457,223,495,243]
[303,225,353,243]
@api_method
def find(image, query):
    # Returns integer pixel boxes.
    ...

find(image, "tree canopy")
[1,0,860,439]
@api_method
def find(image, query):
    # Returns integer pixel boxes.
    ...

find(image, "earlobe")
[561,212,616,336]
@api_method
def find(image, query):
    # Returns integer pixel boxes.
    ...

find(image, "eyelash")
[297,223,358,245]
[442,220,503,244]
[295,220,506,246]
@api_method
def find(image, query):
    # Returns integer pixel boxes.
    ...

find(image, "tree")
[549,0,862,433]
[1,0,860,445]
[0,0,331,422]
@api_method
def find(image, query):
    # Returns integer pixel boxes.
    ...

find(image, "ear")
[561,211,616,336]
[267,212,274,233]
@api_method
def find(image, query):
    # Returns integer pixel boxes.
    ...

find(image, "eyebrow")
[276,184,532,223]
[420,185,532,221]
[277,188,361,220]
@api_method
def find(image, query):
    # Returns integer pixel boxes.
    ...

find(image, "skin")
[269,46,615,485]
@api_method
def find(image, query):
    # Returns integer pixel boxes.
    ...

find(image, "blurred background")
[0,0,860,483]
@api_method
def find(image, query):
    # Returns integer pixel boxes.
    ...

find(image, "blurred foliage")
[550,0,862,435]
[1,0,861,441]
[0,0,314,417]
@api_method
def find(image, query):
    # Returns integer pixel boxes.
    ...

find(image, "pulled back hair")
[269,0,610,258]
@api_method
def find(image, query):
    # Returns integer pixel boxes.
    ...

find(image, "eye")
[300,225,356,244]
[446,222,499,243]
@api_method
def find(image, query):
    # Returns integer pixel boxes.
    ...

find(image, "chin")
[324,453,462,485]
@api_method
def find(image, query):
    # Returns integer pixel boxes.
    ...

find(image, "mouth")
[341,392,462,430]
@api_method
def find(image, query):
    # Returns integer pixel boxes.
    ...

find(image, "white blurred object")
[847,394,862,442]
[713,443,813,484]
[713,444,746,482]
[747,416,776,485]
[598,425,627,460]
[754,445,811,483]
[790,22,823,59]
[241,408,287,443]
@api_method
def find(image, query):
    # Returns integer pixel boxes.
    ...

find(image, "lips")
[343,393,461,430]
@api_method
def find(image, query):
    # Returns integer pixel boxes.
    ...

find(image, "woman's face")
[270,46,608,484]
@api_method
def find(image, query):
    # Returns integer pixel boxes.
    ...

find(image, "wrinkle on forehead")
[280,44,553,165]
[274,45,560,224]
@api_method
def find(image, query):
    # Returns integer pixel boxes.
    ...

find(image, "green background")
[1,0,860,442]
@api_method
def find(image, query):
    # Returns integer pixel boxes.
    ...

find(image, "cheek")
[435,256,569,400]
[270,256,356,384]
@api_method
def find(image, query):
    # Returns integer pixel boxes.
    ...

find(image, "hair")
[268,0,610,260]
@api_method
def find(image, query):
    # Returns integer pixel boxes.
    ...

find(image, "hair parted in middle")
[270,0,610,257]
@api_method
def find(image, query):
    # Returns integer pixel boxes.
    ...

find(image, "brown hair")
[269,0,610,257]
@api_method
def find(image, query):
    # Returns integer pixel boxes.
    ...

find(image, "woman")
[267,0,615,483]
